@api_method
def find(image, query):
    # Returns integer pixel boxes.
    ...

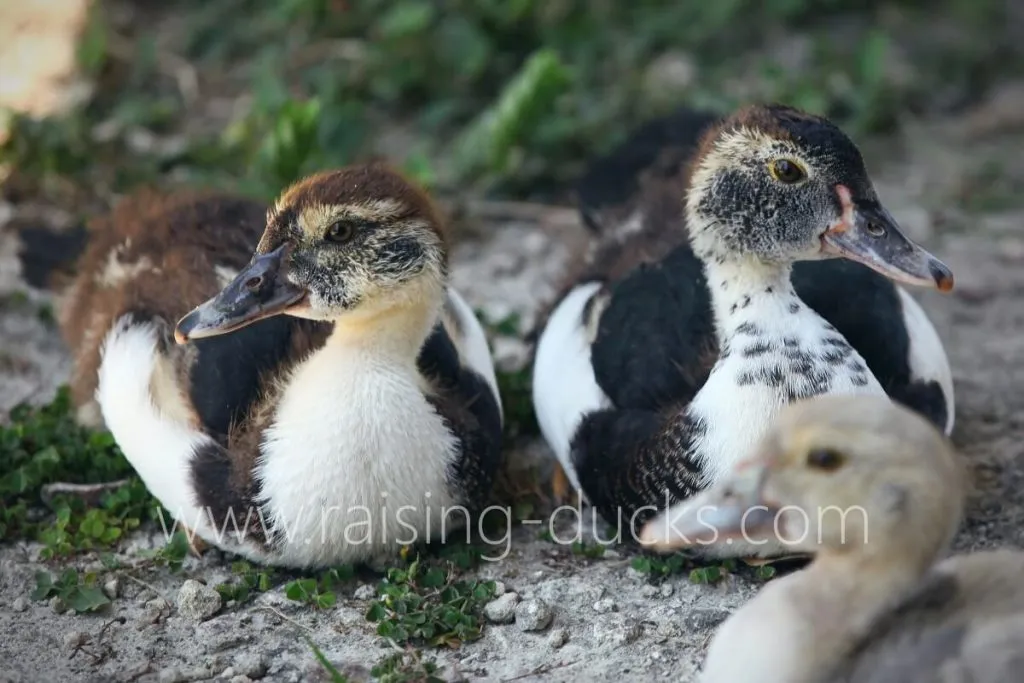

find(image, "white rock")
[515,599,553,631]
[176,579,222,622]
[484,592,519,624]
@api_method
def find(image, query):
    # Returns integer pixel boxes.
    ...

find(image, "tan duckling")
[60,164,504,568]
[641,394,1024,683]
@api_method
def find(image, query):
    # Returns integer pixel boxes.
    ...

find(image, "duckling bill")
[175,243,306,343]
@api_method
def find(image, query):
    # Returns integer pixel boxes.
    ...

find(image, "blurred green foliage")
[1,0,1018,203]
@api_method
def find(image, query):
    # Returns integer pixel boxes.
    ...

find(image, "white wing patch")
[897,287,955,435]
[443,287,503,420]
[531,282,612,495]
[95,317,266,560]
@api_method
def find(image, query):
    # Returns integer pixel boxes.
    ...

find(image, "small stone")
[603,549,621,560]
[177,579,222,622]
[233,653,268,679]
[220,667,235,679]
[137,590,157,604]
[11,597,29,612]
[49,596,67,614]
[103,578,120,600]
[640,585,658,598]
[595,617,644,648]
[352,584,375,601]
[593,598,617,614]
[484,592,519,624]
[492,581,507,596]
[547,627,569,649]
[684,608,730,632]
[660,583,675,598]
[136,608,162,629]
[230,677,253,683]
[146,598,170,611]
[515,599,553,632]
[63,631,88,649]
[157,667,184,683]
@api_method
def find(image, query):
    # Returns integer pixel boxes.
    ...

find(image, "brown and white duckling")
[61,164,503,568]
[531,104,954,556]
[642,394,1024,683]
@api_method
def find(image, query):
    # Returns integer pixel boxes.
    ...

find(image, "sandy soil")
[2,109,1024,682]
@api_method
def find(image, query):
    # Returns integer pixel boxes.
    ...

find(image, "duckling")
[532,104,955,553]
[61,164,503,568]
[640,394,1024,683]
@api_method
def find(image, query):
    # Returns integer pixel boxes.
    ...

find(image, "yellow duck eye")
[806,448,845,471]
[325,221,355,243]
[769,159,807,184]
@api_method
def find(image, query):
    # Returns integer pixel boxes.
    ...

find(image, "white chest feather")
[255,342,460,566]
[690,271,886,485]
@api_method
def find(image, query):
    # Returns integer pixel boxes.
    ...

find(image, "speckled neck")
[703,257,799,339]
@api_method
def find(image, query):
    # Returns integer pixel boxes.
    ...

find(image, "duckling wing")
[418,289,504,510]
[839,551,1024,683]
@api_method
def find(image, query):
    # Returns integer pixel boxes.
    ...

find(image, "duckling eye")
[806,448,845,471]
[325,221,355,244]
[769,159,807,184]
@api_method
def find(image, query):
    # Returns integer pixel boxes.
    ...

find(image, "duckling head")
[174,163,448,341]
[685,104,953,292]
[641,394,963,569]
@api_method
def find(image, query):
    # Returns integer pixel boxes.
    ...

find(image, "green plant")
[364,557,496,647]
[371,651,444,683]
[284,565,355,609]
[216,560,277,604]
[32,569,110,613]
[0,388,159,555]
[305,635,351,683]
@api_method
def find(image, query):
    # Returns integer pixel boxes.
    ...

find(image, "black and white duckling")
[60,164,503,568]
[641,394,1024,683]
[532,104,955,549]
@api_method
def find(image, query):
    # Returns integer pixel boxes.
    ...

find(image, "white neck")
[685,254,885,489]
[701,552,926,683]
[703,256,798,339]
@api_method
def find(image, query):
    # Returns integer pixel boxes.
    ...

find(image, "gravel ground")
[2,108,1024,682]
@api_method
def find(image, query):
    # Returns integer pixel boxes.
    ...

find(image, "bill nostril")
[866,221,886,237]
[244,276,264,292]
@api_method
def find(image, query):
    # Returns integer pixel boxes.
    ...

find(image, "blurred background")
[2,0,1022,207]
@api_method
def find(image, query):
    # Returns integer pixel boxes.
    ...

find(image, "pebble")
[136,607,163,630]
[157,668,184,683]
[547,627,569,649]
[484,592,520,624]
[593,598,617,614]
[660,583,675,598]
[640,585,658,598]
[63,631,88,649]
[515,599,553,631]
[492,581,507,596]
[177,579,222,622]
[49,596,67,614]
[137,590,158,604]
[11,597,29,612]
[103,578,121,600]
[230,677,254,683]
[352,584,375,601]
[233,653,268,679]
[595,617,644,648]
